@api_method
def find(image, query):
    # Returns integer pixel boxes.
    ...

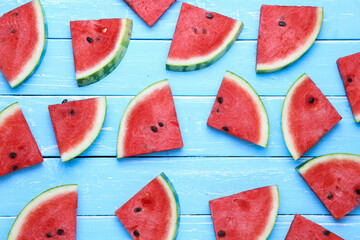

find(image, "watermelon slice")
[0,102,43,177]
[207,71,269,147]
[166,3,243,72]
[70,18,132,87]
[256,5,323,73]
[123,0,176,27]
[115,173,180,240]
[209,185,279,240]
[8,184,78,240]
[285,214,343,240]
[282,74,342,160]
[337,52,360,122]
[48,97,107,162]
[296,153,360,220]
[0,0,46,88]
[117,80,183,158]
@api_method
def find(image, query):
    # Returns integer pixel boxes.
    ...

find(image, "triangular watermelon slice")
[123,0,176,27]
[115,173,180,240]
[0,102,43,177]
[282,74,342,160]
[337,52,360,122]
[0,0,46,88]
[207,71,269,147]
[285,214,344,240]
[8,184,78,239]
[70,18,132,87]
[296,153,360,220]
[209,185,279,240]
[256,5,323,73]
[117,79,183,158]
[48,97,107,162]
[166,3,243,72]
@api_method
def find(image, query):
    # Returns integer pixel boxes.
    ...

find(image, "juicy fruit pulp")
[70,18,132,87]
[0,102,42,176]
[207,71,269,147]
[209,185,279,240]
[48,97,107,162]
[256,5,323,73]
[282,74,342,160]
[115,173,180,240]
[337,52,360,122]
[0,0,46,88]
[296,153,360,220]
[285,215,343,240]
[117,80,183,158]
[166,3,243,71]
[8,185,78,240]
[123,0,176,27]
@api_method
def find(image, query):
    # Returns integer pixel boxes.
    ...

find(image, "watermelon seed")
[323,230,330,236]
[202,28,207,34]
[151,126,158,132]
[218,231,226,237]
[278,21,286,27]
[347,78,353,83]
[216,109,220,112]
[192,27,197,33]
[356,189,360,195]
[102,27,108,33]
[206,13,213,19]
[12,166,18,171]
[57,229,64,235]
[62,99,68,104]
[308,98,315,103]
[86,37,93,43]
[46,233,52,238]
[134,207,142,212]
[327,193,333,199]
[14,12,18,16]
[158,122,164,127]
[70,109,75,115]
[9,152,16,159]
[223,127,229,132]
[218,97,223,104]
[133,230,140,237]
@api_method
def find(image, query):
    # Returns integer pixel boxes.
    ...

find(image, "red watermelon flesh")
[207,71,269,147]
[115,173,179,239]
[0,102,42,177]
[117,80,183,158]
[209,185,279,240]
[296,154,360,220]
[285,215,343,240]
[8,185,78,240]
[123,0,176,27]
[282,74,342,160]
[337,52,360,122]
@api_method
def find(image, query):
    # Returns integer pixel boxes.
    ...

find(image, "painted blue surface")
[0,0,360,239]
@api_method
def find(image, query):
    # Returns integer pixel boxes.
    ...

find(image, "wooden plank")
[0,215,358,239]
[0,96,357,157]
[1,0,359,40]
[1,157,360,216]
[0,40,358,96]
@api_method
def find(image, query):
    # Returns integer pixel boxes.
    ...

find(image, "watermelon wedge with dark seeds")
[115,173,180,240]
[0,102,43,177]
[166,3,243,72]
[337,52,360,122]
[296,153,360,220]
[0,0,46,88]
[70,18,132,87]
[282,74,342,160]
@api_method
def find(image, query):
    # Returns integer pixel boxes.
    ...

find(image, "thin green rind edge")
[116,79,168,158]
[165,22,243,72]
[76,19,133,87]
[160,172,180,240]
[225,70,269,147]
[11,0,48,88]
[266,185,279,240]
[0,102,18,115]
[61,97,107,162]
[7,184,78,239]
[256,7,323,74]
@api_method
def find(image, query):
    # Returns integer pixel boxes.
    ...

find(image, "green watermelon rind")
[10,0,47,88]
[7,184,78,240]
[0,102,21,123]
[224,70,269,147]
[260,185,279,240]
[256,7,323,74]
[75,18,133,87]
[166,21,243,72]
[116,79,169,158]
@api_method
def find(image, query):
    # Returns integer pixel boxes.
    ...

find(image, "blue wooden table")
[1,0,360,239]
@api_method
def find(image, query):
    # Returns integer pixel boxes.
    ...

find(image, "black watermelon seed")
[57,229,64,235]
[12,165,18,171]
[46,233,52,238]
[134,207,142,213]
[217,97,223,104]
[202,28,207,34]
[347,78,353,83]
[86,37,93,43]
[206,13,213,19]
[9,152,16,159]
[356,189,360,195]
[151,126,158,132]
[158,122,164,127]
[308,98,315,103]
[278,21,286,26]
[14,12,18,16]
[192,27,197,33]
[323,230,330,236]
[133,230,140,237]
[218,231,226,237]
[216,109,220,112]
[62,99,68,104]
[70,109,75,115]
[222,127,229,132]
[327,192,333,199]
